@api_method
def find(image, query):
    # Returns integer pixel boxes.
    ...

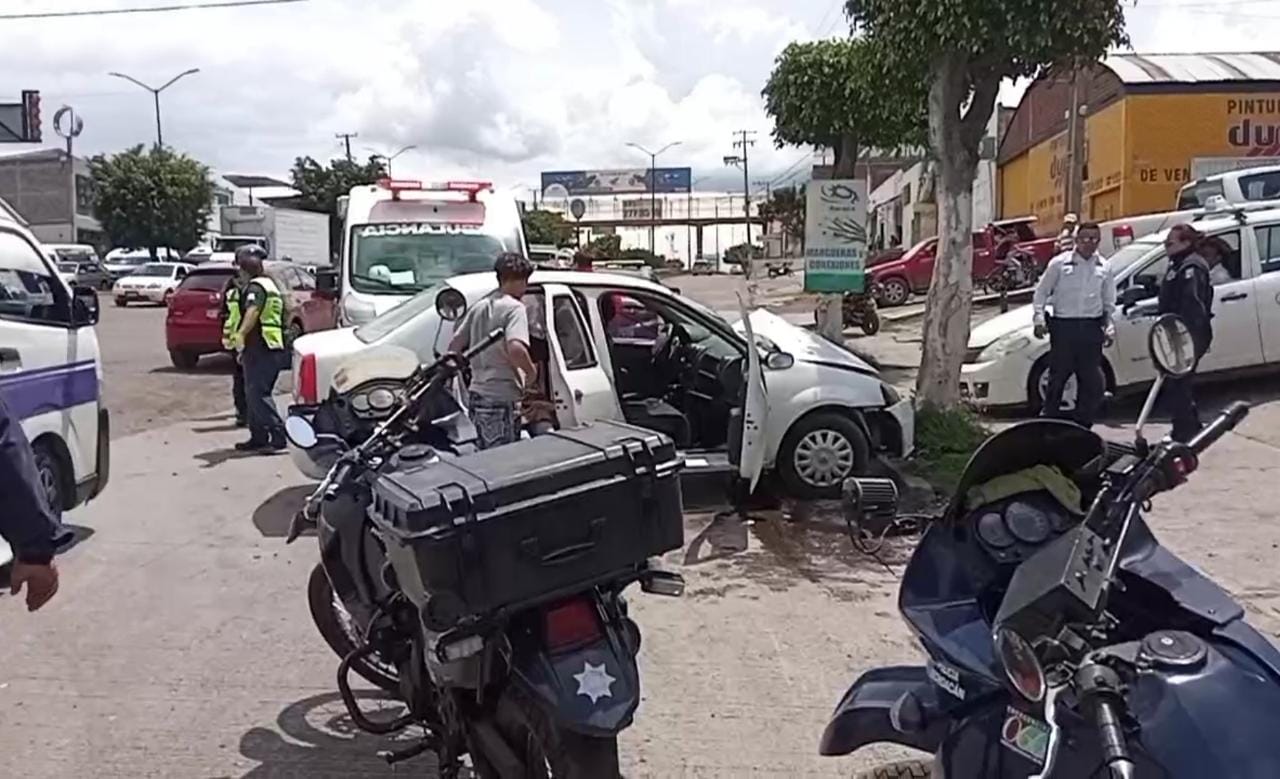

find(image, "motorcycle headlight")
[994,627,1046,703]
[977,332,1032,363]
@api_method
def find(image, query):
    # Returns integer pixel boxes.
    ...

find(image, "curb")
[879,287,1036,324]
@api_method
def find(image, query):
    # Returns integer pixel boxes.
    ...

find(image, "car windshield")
[134,263,175,277]
[1106,240,1162,277]
[180,271,233,291]
[109,255,149,266]
[354,283,448,343]
[902,238,935,259]
[349,224,509,294]
[57,262,78,273]
[54,249,94,262]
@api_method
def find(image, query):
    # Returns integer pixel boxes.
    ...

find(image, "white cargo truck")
[211,205,331,266]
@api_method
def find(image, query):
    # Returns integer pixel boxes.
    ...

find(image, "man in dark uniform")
[1157,223,1214,443]
[0,394,62,611]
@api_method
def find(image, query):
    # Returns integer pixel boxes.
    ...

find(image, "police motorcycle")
[824,313,1280,778]
[284,290,687,778]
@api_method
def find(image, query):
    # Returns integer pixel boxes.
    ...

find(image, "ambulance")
[333,179,528,326]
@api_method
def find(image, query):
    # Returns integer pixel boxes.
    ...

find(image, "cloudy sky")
[1,0,1274,195]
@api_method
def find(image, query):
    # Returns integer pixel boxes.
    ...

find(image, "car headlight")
[977,332,1032,363]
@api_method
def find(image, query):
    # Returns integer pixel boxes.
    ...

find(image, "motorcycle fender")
[508,622,640,738]
[819,666,948,756]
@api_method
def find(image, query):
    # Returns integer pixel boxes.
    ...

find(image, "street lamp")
[366,144,417,176]
[626,140,682,254]
[108,68,200,149]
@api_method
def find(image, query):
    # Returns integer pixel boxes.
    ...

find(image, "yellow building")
[998,52,1280,232]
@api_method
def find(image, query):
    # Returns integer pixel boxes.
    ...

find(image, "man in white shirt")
[1031,221,1116,428]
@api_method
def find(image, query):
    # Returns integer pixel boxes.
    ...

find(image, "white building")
[868,108,1009,249]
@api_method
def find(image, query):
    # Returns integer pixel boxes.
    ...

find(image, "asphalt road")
[98,301,244,438]
[4,279,1280,776]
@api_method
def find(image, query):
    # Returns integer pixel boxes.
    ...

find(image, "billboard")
[804,179,868,293]
[541,168,691,196]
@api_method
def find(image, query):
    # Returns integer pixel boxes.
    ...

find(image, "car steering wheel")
[651,322,688,373]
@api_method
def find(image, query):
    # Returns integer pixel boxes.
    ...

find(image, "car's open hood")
[968,304,1035,349]
[734,309,878,376]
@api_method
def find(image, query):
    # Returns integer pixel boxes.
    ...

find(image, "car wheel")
[169,349,199,370]
[162,289,174,306]
[31,441,67,521]
[114,297,127,307]
[777,412,871,499]
[879,277,910,307]
[1027,357,1106,415]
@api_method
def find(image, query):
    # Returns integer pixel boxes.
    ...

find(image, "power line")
[0,0,308,20]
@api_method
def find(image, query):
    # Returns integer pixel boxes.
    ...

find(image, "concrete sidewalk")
[2,391,1278,777]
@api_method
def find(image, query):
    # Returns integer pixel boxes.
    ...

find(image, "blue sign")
[542,168,692,196]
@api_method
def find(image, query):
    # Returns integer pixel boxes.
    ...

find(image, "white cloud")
[3,0,1266,193]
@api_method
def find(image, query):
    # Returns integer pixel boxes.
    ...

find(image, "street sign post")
[803,179,868,293]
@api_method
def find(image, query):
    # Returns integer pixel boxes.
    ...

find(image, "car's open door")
[735,294,767,493]
[542,284,622,427]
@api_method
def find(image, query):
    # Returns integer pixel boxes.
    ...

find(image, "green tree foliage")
[522,209,574,247]
[580,234,622,259]
[759,185,807,250]
[845,0,1128,407]
[289,155,387,249]
[763,37,926,177]
[89,145,214,257]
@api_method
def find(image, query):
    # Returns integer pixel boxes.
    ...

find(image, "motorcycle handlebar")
[1187,400,1250,456]
[1092,697,1135,779]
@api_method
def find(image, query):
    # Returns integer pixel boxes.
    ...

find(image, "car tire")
[777,411,871,499]
[114,297,127,307]
[169,349,199,370]
[1027,356,1107,416]
[31,440,67,521]
[878,276,910,307]
[162,289,174,307]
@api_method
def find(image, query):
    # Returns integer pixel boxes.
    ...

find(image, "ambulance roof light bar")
[376,178,493,202]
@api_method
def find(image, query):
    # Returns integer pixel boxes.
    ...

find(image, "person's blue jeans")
[243,347,285,443]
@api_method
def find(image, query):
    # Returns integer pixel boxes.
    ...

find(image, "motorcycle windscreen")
[941,419,1104,523]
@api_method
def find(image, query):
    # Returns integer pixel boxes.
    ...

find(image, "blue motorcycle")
[823,314,1280,778]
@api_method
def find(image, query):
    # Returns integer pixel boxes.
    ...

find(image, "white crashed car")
[961,207,1280,410]
[289,270,914,499]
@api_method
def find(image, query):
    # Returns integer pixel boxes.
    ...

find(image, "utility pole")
[336,132,358,163]
[724,129,757,280]
[1064,67,1085,218]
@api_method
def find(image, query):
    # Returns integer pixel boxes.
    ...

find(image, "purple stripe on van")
[0,362,99,421]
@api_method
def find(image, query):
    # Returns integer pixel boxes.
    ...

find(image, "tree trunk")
[915,62,996,409]
[817,135,859,342]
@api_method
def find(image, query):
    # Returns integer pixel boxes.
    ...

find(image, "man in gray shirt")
[449,253,538,449]
[1031,221,1116,428]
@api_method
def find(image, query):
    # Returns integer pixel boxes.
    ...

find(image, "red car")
[868,217,1058,306]
[165,261,338,369]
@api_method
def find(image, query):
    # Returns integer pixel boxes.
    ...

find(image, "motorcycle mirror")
[435,287,468,322]
[285,415,319,449]
[1148,314,1196,377]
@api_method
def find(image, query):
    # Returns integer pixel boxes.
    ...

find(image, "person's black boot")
[235,438,268,452]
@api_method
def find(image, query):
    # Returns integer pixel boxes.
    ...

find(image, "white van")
[335,179,528,326]
[0,217,110,530]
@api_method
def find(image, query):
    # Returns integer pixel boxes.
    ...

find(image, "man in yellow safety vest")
[221,279,248,427]
[226,245,287,453]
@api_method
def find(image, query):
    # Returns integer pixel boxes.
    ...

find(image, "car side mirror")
[71,285,100,327]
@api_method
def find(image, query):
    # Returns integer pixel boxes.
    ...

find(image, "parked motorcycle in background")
[822,314,1280,778]
[284,289,688,778]
[983,246,1040,295]
[812,280,883,336]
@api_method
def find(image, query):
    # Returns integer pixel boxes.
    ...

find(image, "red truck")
[867,216,1058,306]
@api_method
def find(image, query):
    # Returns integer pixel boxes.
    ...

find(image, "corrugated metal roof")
[1104,52,1280,84]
